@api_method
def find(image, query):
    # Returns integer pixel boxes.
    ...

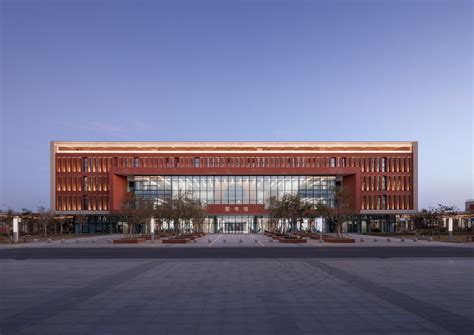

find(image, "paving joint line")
[0,259,166,334]
[304,259,473,335]
[208,234,223,247]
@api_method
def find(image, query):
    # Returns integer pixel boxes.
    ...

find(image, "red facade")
[51,141,418,215]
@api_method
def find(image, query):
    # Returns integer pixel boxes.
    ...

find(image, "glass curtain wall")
[133,175,336,206]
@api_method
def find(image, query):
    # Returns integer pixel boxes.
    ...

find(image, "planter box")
[162,238,190,244]
[309,235,332,240]
[295,233,312,238]
[278,238,307,243]
[323,238,356,243]
[113,238,146,244]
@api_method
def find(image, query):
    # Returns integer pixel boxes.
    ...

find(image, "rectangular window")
[83,195,89,211]
[330,157,336,167]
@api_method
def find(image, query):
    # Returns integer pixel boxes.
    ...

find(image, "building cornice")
[52,141,417,154]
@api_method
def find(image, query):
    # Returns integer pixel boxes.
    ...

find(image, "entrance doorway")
[214,215,254,234]
[224,221,246,233]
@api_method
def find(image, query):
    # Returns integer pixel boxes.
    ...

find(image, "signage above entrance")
[207,204,267,215]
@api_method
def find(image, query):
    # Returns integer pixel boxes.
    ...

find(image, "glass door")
[220,216,249,233]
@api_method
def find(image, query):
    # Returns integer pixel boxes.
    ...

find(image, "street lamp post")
[150,217,155,242]
[13,216,21,244]
[448,217,453,241]
[320,217,324,243]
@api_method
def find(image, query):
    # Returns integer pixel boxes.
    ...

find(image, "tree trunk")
[43,223,47,238]
[336,221,342,237]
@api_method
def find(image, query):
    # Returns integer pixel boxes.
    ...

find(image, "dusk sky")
[1,0,472,211]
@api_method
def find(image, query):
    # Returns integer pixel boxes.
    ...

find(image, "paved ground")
[2,233,473,249]
[0,258,473,334]
[1,233,472,259]
[1,245,473,259]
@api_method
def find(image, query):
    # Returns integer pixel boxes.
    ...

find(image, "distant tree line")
[0,206,73,238]
[412,204,459,235]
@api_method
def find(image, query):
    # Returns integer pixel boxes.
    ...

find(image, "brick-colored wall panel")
[52,142,417,214]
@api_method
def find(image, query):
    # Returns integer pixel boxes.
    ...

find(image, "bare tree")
[188,198,207,233]
[327,186,355,237]
[303,202,331,233]
[414,204,458,236]
[435,204,458,235]
[169,191,187,235]
[57,215,69,235]
[37,206,54,238]
[120,195,155,238]
[75,213,87,235]
[159,198,173,232]
[281,194,311,233]
[155,191,207,235]
[21,208,33,234]
[0,209,15,236]
[266,194,310,234]
[266,196,282,233]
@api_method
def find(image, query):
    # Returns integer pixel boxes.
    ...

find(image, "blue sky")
[1,0,472,211]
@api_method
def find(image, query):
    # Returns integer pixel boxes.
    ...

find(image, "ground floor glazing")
[73,215,401,234]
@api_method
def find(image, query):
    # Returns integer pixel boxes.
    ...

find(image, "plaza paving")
[0,256,473,334]
[2,233,473,249]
